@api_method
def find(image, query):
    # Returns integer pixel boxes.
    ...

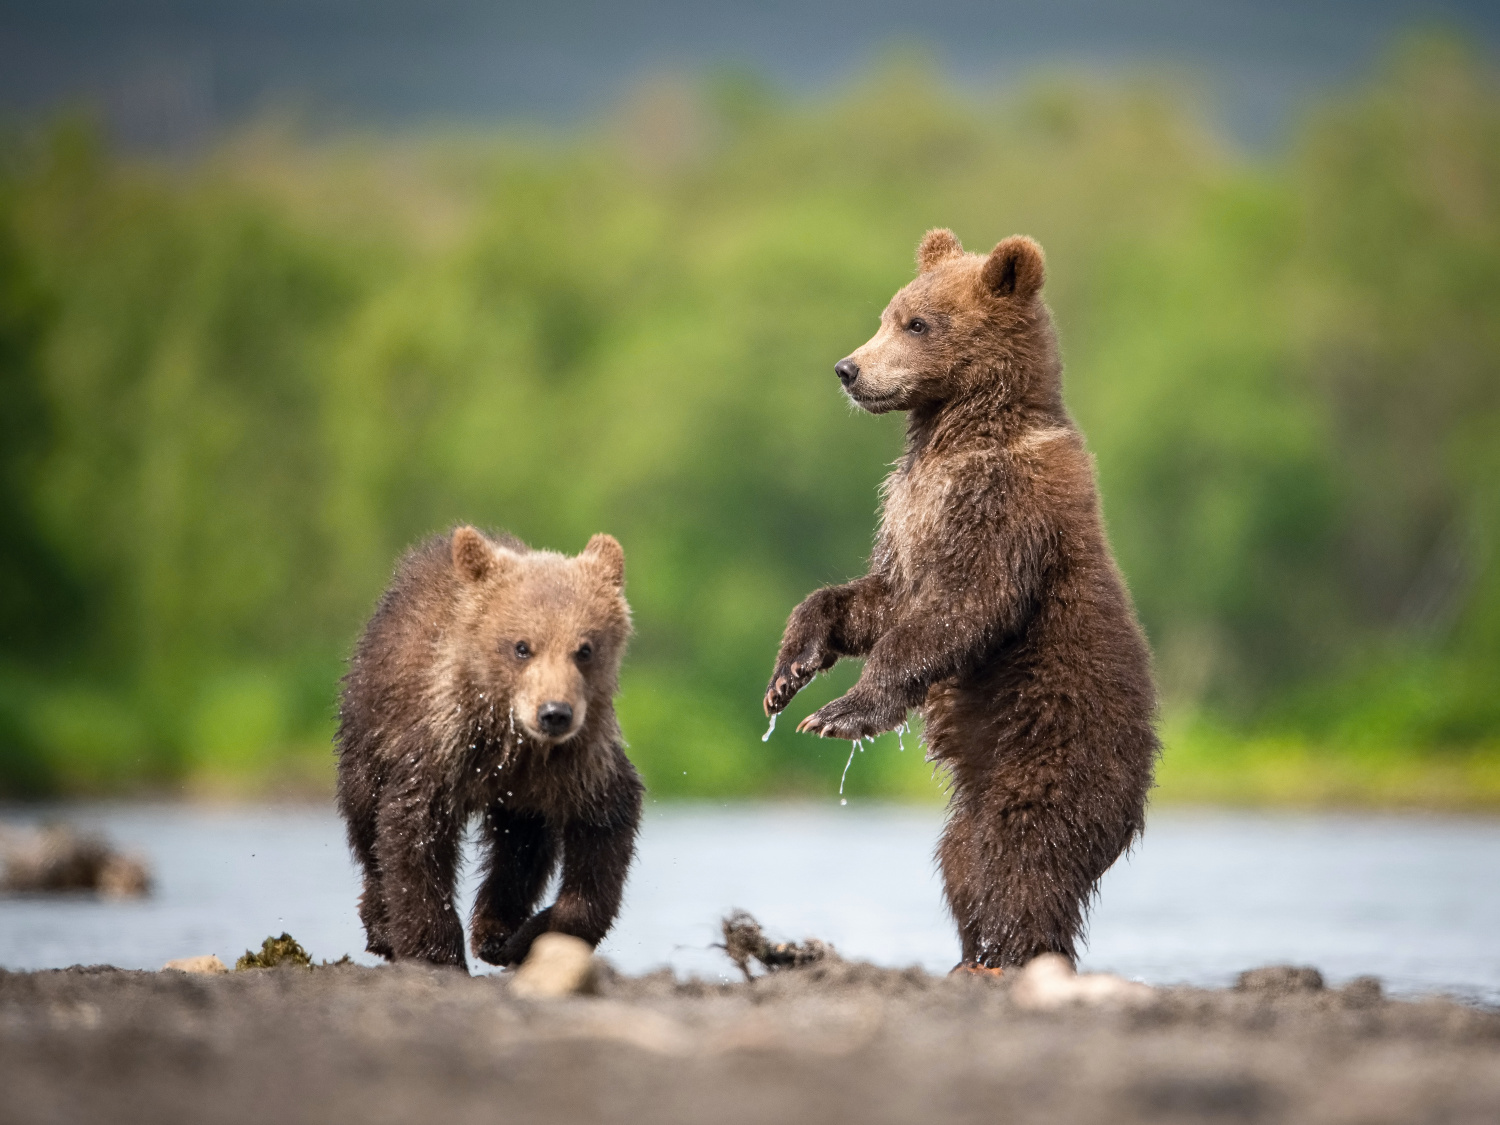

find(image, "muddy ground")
[2,958,1497,1125]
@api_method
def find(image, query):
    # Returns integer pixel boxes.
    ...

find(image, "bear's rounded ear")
[979,236,1045,300]
[582,533,625,590]
[917,228,964,273]
[452,525,500,583]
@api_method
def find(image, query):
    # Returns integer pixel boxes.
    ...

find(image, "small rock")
[164,955,228,974]
[1340,975,1383,1007]
[1012,953,1154,1010]
[511,933,600,999]
[1235,965,1325,995]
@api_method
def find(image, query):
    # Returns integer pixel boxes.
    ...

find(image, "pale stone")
[164,955,229,974]
[511,934,599,999]
[1012,953,1153,1010]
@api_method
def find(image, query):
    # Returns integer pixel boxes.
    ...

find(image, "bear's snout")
[536,701,575,738]
[835,358,860,387]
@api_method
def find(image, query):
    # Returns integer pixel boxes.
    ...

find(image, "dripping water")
[839,738,864,797]
[762,712,777,742]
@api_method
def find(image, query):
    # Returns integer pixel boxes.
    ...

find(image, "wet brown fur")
[336,527,642,970]
[765,230,1158,969]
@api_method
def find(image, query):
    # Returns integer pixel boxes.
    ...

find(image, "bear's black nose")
[537,702,574,737]
[835,359,860,387]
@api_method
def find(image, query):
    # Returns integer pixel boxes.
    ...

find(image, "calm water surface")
[1,803,1496,1004]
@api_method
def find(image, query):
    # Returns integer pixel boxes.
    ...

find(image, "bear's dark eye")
[907,318,928,335]
[575,642,593,664]
[513,641,532,660]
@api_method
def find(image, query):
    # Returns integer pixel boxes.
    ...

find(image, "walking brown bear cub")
[337,526,642,970]
[765,229,1158,971]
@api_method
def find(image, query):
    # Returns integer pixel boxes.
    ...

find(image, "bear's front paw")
[765,660,813,715]
[474,929,515,967]
[796,690,905,741]
[365,935,395,961]
[765,648,838,715]
[492,909,553,967]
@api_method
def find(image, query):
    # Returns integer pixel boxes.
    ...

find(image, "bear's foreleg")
[490,767,644,966]
[795,614,952,739]
[356,876,393,960]
[372,778,467,967]
[765,576,890,715]
[336,753,394,959]
[470,806,558,966]
[799,530,1043,741]
[799,575,1031,740]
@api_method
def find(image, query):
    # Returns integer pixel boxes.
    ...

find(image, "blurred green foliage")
[0,37,1496,803]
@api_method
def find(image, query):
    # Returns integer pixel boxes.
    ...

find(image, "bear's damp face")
[451,528,630,745]
[837,274,975,414]
[835,230,1046,414]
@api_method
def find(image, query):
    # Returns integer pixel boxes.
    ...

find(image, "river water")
[1,803,1496,1004]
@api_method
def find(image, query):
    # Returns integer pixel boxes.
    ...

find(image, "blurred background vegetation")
[0,35,1496,805]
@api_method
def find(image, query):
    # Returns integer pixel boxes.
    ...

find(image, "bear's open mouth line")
[851,388,900,407]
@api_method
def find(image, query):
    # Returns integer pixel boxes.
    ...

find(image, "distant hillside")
[1,0,1497,147]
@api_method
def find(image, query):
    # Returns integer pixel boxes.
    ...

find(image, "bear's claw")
[764,661,815,715]
[796,689,905,741]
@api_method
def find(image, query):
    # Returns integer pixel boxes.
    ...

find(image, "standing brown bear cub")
[766,229,1158,970]
[337,527,642,970]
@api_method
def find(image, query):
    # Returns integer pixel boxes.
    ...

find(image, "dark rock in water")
[1236,965,1326,994]
[1340,975,1385,1007]
[719,910,836,981]
[0,823,151,898]
[236,934,313,971]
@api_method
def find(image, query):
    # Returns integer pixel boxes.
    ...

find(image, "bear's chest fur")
[877,453,966,593]
[445,711,619,822]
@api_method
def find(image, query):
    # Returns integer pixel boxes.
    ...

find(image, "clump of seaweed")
[719,910,835,981]
[236,933,313,971]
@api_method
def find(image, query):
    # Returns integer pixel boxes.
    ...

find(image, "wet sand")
[3,958,1497,1124]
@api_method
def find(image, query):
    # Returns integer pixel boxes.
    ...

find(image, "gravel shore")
[3,958,1497,1124]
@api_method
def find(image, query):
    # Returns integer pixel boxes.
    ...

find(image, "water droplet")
[840,798,847,806]
[761,712,777,742]
[839,739,862,794]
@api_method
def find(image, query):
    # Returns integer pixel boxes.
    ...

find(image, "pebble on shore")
[1011,953,1155,1010]
[163,955,229,975]
[511,934,601,999]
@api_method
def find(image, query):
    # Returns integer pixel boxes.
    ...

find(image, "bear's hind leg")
[470,806,557,966]
[937,800,986,966]
[939,784,1136,970]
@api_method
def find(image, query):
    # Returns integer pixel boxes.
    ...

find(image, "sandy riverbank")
[2,957,1497,1124]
